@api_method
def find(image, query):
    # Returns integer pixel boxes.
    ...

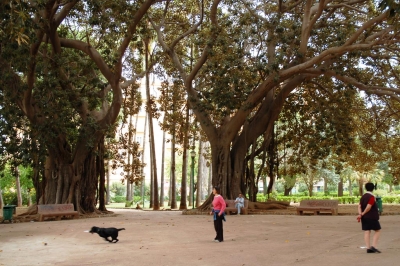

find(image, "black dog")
[89,226,125,243]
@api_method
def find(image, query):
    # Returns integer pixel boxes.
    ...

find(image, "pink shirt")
[212,195,226,213]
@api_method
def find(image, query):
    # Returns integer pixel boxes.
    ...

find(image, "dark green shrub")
[2,191,34,206]
[125,200,133,207]
[111,196,126,203]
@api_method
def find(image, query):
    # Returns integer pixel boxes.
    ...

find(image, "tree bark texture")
[170,131,177,209]
[196,139,204,206]
[160,130,166,208]
[338,178,343,197]
[179,103,190,210]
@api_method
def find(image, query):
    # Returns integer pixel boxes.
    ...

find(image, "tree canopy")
[1,0,400,211]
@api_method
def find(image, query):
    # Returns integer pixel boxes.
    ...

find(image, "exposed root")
[249,201,290,210]
[18,204,38,216]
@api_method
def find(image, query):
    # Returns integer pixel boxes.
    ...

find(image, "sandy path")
[1,209,399,266]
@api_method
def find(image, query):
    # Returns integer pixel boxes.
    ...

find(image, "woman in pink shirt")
[210,186,226,242]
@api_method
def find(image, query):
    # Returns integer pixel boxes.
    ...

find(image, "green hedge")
[111,196,126,203]
[2,191,35,206]
[256,194,400,204]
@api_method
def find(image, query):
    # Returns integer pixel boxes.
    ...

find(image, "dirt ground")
[1,205,400,266]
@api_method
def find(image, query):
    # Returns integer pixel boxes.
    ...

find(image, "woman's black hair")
[365,182,375,192]
[213,186,221,194]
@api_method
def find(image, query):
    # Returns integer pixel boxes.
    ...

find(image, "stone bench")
[296,200,339,215]
[38,204,79,222]
[225,199,249,215]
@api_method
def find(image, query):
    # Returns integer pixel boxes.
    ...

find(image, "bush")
[2,191,34,206]
[382,196,397,204]
[256,194,266,202]
[125,200,133,207]
[134,196,142,203]
[352,188,360,197]
[111,196,126,203]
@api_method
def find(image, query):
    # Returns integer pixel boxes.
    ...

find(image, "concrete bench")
[38,204,79,222]
[296,200,339,215]
[225,199,249,215]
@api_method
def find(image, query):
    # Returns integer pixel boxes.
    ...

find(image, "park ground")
[1,205,400,266]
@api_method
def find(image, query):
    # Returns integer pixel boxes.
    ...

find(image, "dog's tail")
[118,228,125,231]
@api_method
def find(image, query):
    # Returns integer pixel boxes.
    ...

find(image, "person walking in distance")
[210,186,226,242]
[357,182,381,253]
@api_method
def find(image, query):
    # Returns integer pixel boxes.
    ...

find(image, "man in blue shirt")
[235,193,245,215]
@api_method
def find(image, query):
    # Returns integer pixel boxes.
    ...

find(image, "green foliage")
[268,193,400,205]
[111,196,126,203]
[2,190,35,206]
[382,196,400,204]
[110,182,126,197]
[0,165,35,206]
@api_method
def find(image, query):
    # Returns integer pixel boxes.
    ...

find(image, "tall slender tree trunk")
[170,131,177,209]
[308,186,313,197]
[323,177,328,194]
[160,130,166,208]
[126,115,133,203]
[189,137,194,208]
[141,112,148,208]
[284,187,292,196]
[144,39,159,210]
[15,166,23,207]
[359,177,364,196]
[196,139,204,207]
[338,178,343,197]
[106,160,111,205]
[349,179,353,196]
[179,103,190,210]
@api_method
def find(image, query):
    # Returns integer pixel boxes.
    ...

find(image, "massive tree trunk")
[198,83,298,210]
[40,132,107,214]
[228,83,299,202]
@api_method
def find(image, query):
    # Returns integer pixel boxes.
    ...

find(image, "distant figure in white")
[235,193,245,215]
